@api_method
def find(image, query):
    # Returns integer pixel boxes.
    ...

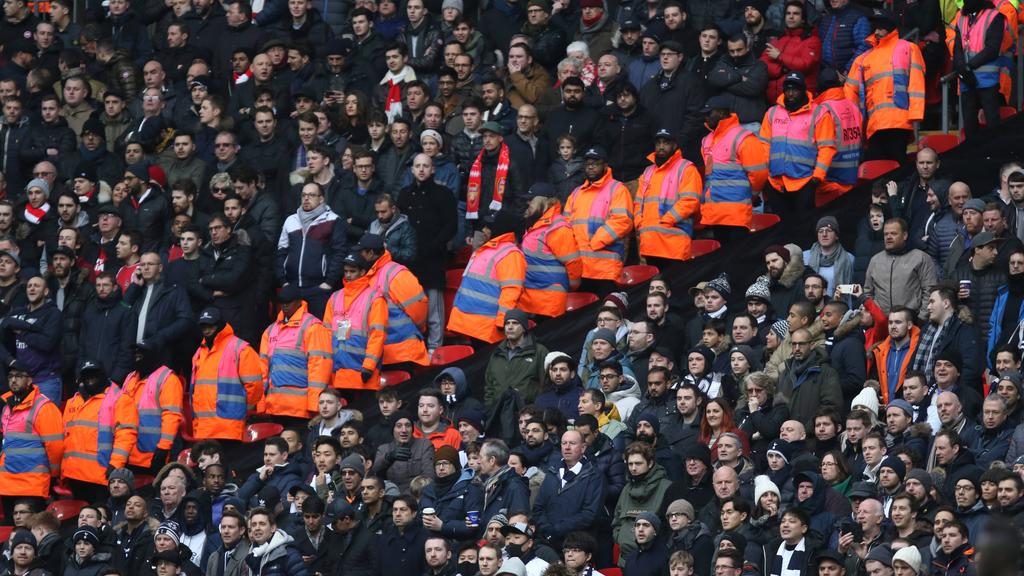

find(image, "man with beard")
[634,128,701,267]
[520,0,566,73]
[476,439,530,532]
[536,353,584,420]
[61,360,138,503]
[543,78,598,153]
[625,367,678,435]
[629,31,663,92]
[419,444,483,542]
[776,328,843,428]
[120,163,169,252]
[760,72,835,226]
[480,77,517,134]
[564,146,634,295]
[45,245,94,381]
[518,183,581,319]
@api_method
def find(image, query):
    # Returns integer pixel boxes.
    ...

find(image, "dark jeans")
[866,129,912,162]
[765,182,815,227]
[961,85,1002,141]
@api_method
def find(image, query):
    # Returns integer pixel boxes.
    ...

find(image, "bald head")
[712,465,738,498]
[779,420,806,441]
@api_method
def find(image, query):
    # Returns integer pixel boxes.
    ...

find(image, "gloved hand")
[151,449,169,474]
[361,369,373,383]
[393,445,412,461]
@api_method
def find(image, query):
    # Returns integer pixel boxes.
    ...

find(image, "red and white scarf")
[380,66,415,123]
[466,143,509,220]
[23,202,49,225]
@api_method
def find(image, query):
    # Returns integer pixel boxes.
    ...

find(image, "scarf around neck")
[806,242,852,287]
[297,202,329,231]
[24,202,49,225]
[466,143,509,220]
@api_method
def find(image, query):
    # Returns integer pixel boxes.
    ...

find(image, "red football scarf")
[466,143,509,220]
[23,202,49,225]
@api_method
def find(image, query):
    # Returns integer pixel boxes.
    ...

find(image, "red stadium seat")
[857,160,900,181]
[177,448,192,466]
[749,213,781,232]
[617,265,659,287]
[918,133,961,154]
[604,569,623,576]
[48,500,87,522]
[243,423,284,444]
[52,483,72,498]
[565,292,599,312]
[0,526,12,543]
[690,239,721,258]
[379,370,411,387]
[430,345,475,366]
[612,544,621,566]
[443,269,464,338]
[449,245,472,269]
[134,474,154,490]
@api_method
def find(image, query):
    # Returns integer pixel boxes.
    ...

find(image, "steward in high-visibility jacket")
[814,76,864,206]
[356,234,430,366]
[0,361,63,499]
[448,210,527,343]
[62,360,138,487]
[699,98,769,233]
[844,11,925,150]
[563,146,635,282]
[952,0,1009,137]
[324,252,387,390]
[871,323,921,404]
[634,128,702,262]
[191,307,264,441]
[761,80,837,194]
[122,341,183,471]
[257,285,332,418]
[519,183,582,318]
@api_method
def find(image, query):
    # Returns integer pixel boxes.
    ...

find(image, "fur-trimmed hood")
[777,243,807,289]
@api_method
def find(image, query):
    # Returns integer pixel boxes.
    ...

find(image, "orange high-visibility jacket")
[519,201,583,317]
[844,30,926,139]
[760,94,838,192]
[365,251,430,366]
[324,274,387,390]
[563,168,635,281]
[699,114,769,229]
[413,422,462,450]
[447,232,527,343]
[122,366,183,468]
[191,324,264,441]
[634,149,702,260]
[62,383,138,486]
[258,301,333,418]
[871,325,922,404]
[0,386,63,498]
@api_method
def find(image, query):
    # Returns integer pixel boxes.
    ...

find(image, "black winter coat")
[79,288,135,383]
[120,188,170,252]
[599,107,656,183]
[21,118,76,173]
[46,269,95,376]
[532,460,605,546]
[397,178,457,290]
[638,69,708,160]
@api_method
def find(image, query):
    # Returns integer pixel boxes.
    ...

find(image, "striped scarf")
[466,143,509,220]
[770,538,806,576]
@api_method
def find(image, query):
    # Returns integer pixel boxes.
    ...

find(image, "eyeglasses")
[598,373,618,380]
[213,186,231,193]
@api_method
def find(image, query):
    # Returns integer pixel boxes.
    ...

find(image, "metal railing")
[938,24,1024,133]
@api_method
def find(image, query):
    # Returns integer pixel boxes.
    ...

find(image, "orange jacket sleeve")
[547,225,583,290]
[907,43,926,122]
[238,344,265,415]
[390,270,428,329]
[659,163,703,227]
[256,326,272,414]
[812,111,838,181]
[591,183,635,251]
[738,135,769,192]
[844,56,864,104]
[157,373,184,450]
[493,250,527,329]
[36,401,64,477]
[362,296,388,373]
[304,321,334,412]
[110,393,139,469]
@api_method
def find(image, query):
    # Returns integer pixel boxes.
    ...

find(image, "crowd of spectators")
[0,0,1019,575]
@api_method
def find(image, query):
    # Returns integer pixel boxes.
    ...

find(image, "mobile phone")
[838,284,855,295]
